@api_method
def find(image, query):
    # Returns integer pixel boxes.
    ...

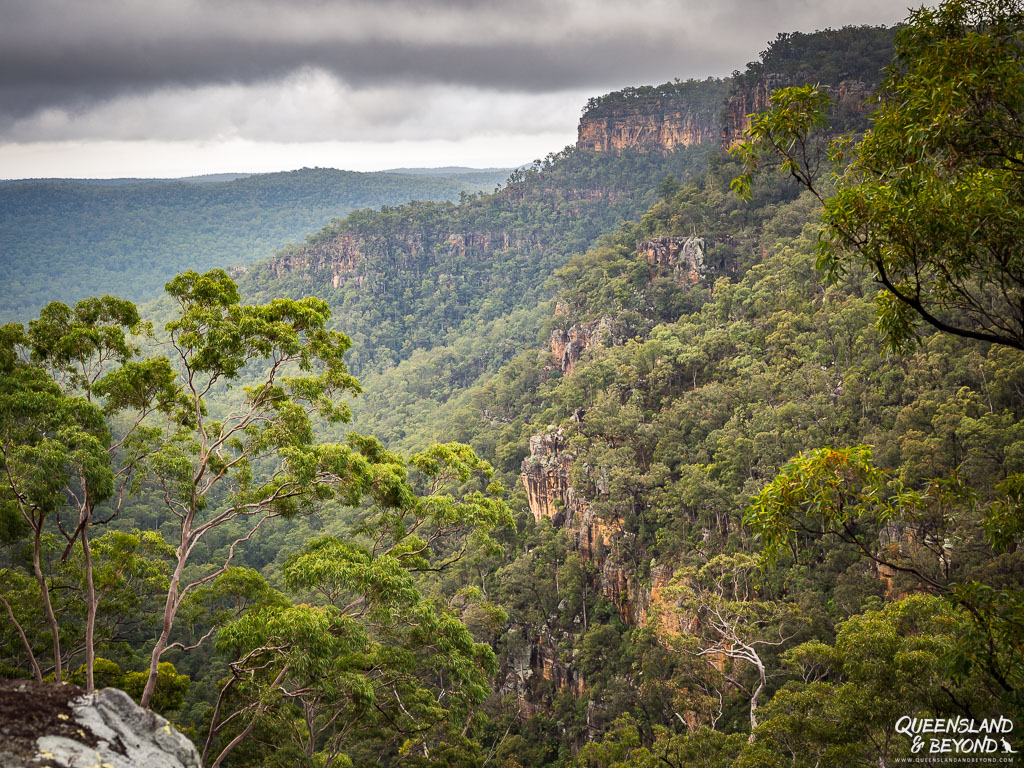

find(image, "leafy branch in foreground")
[138,268,364,708]
[0,297,178,690]
[732,0,1024,353]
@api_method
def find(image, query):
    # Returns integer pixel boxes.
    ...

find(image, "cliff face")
[271,233,367,288]
[721,76,872,147]
[576,80,728,154]
[575,71,874,155]
[578,100,719,154]
[641,234,705,284]
[512,228,722,696]
[520,428,640,622]
[549,317,620,377]
[270,230,523,290]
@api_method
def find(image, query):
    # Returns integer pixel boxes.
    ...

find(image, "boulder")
[0,680,200,768]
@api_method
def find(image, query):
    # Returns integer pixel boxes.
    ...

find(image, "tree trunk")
[141,551,185,708]
[210,665,289,768]
[82,517,97,692]
[748,658,766,744]
[32,523,62,683]
[0,591,42,681]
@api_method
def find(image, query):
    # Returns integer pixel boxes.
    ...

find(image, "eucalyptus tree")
[202,442,512,767]
[659,554,802,743]
[0,298,176,688]
[135,269,369,708]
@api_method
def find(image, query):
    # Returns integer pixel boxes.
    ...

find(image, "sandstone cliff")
[640,234,705,284]
[520,428,640,622]
[576,80,728,154]
[269,230,533,290]
[578,100,719,154]
[549,317,619,377]
[511,226,725,697]
[721,76,872,147]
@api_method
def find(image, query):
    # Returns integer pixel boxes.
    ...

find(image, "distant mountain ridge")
[0,173,254,186]
[0,166,511,321]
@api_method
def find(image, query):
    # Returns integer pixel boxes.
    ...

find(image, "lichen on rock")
[0,680,200,768]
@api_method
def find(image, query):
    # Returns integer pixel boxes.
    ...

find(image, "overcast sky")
[0,0,912,179]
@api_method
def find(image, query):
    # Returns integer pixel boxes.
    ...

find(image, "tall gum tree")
[137,269,365,708]
[0,299,176,689]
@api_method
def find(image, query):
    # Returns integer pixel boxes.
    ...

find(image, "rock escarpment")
[549,317,619,377]
[576,81,728,154]
[520,428,639,621]
[513,227,722,697]
[0,680,200,768]
[270,230,528,290]
[721,76,872,147]
[578,100,719,154]
[640,234,705,284]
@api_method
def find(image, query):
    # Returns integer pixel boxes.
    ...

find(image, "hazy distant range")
[0,166,512,322]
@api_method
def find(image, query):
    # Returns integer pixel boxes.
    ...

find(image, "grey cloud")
[0,32,733,128]
[2,73,591,143]
[0,0,910,142]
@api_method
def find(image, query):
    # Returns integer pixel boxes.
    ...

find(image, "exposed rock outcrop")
[549,317,619,376]
[578,99,720,154]
[549,235,707,376]
[0,681,200,768]
[721,76,872,147]
[271,233,367,287]
[520,428,639,621]
[640,235,705,284]
[576,81,728,154]
[267,226,540,294]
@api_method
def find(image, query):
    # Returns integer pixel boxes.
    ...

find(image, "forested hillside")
[230,144,724,452]
[2,5,1022,767]
[0,166,510,321]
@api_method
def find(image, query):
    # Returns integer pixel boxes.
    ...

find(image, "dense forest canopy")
[0,166,510,322]
[1,3,1022,766]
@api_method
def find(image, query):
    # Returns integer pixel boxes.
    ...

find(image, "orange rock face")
[721,76,872,147]
[271,233,365,288]
[640,235,704,284]
[577,98,719,154]
[549,317,618,376]
[520,429,637,620]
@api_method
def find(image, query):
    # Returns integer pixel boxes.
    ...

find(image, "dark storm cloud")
[0,0,910,142]
[0,31,727,119]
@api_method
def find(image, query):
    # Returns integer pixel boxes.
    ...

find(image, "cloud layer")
[0,0,912,173]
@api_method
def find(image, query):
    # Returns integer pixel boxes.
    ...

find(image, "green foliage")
[0,167,511,321]
[582,79,729,118]
[122,662,191,715]
[735,25,898,93]
[439,125,1024,759]
[736,595,999,766]
[744,445,891,564]
[5,12,1024,765]
[239,144,717,455]
[203,442,511,767]
[734,0,1024,352]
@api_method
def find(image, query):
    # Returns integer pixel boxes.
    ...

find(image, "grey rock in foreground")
[0,680,200,768]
